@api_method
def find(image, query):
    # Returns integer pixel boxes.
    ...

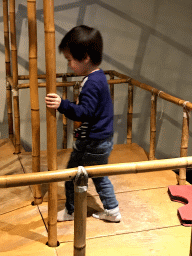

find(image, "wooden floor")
[0,138,191,256]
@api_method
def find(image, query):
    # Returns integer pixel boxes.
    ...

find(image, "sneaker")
[57,207,74,222]
[92,206,121,222]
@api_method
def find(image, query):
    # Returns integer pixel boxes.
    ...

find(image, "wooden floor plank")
[56,225,191,256]
[0,205,57,256]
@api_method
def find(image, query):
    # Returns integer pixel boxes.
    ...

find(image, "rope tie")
[74,166,88,193]
[183,101,190,118]
[12,89,19,97]
[158,90,164,97]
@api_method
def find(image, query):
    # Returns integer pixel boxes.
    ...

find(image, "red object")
[168,185,192,226]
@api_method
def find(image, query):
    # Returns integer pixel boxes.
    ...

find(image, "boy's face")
[63,51,90,76]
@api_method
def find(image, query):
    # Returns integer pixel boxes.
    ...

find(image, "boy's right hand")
[45,93,61,109]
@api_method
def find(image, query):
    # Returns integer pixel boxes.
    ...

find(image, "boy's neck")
[85,65,100,76]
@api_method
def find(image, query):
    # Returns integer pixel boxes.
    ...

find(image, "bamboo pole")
[62,75,68,149]
[6,82,14,141]
[3,0,13,141]
[149,93,157,160]
[73,82,81,134]
[3,0,11,77]
[74,168,88,256]
[27,0,42,205]
[10,0,20,153]
[190,228,192,256]
[17,78,129,89]
[179,107,190,185]
[127,84,133,144]
[43,0,58,247]
[1,156,192,188]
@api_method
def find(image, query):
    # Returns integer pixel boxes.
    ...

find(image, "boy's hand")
[45,93,61,109]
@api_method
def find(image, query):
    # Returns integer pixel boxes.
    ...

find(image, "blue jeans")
[65,135,119,214]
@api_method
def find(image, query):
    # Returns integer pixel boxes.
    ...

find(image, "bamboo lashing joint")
[74,166,88,193]
[12,88,18,96]
[183,101,191,118]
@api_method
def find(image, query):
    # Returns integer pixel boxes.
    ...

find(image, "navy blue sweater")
[57,69,113,139]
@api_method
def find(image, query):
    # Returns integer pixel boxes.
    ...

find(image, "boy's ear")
[84,54,91,63]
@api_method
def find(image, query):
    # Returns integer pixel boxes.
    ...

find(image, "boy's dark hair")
[59,25,103,65]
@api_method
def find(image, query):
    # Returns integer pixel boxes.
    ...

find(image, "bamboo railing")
[0,156,192,255]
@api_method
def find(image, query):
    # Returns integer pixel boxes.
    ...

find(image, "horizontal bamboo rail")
[0,157,192,188]
[17,70,113,80]
[16,78,130,89]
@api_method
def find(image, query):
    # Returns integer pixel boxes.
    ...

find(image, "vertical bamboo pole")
[3,0,11,77]
[3,0,14,141]
[179,107,190,185]
[73,82,81,134]
[3,0,14,140]
[149,93,157,160]
[62,76,67,149]
[127,84,133,144]
[189,228,192,256]
[74,169,88,256]
[43,0,58,247]
[10,0,20,153]
[27,0,42,205]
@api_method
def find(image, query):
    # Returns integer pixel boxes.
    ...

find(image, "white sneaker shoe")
[57,207,74,222]
[92,206,121,222]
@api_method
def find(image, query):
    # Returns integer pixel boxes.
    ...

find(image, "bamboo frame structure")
[27,0,42,205]
[10,0,20,153]
[2,1,192,253]
[43,0,58,247]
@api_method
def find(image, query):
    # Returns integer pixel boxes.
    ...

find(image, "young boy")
[45,25,121,222]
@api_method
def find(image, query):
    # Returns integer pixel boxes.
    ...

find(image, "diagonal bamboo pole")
[10,0,20,153]
[3,0,14,141]
[109,74,115,104]
[27,0,42,205]
[127,84,133,144]
[179,106,190,185]
[149,92,157,160]
[43,0,58,247]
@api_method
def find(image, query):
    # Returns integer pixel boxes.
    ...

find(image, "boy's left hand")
[45,93,61,109]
